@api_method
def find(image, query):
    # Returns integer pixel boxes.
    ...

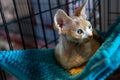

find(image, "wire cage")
[0,0,120,80]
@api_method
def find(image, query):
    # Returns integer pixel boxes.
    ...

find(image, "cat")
[54,0,103,75]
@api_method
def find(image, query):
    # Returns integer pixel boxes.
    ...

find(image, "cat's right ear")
[54,9,72,34]
[74,0,88,19]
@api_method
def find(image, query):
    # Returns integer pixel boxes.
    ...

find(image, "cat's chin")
[84,40,91,43]
[81,38,92,43]
[70,39,90,44]
[68,38,91,44]
[66,36,92,44]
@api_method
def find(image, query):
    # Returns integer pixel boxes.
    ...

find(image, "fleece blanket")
[0,17,120,80]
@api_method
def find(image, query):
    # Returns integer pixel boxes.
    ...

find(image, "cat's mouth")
[84,39,91,43]
[70,38,91,44]
[82,37,93,43]
[67,35,93,43]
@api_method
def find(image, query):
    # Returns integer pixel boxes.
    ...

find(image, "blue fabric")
[76,25,120,80]
[0,18,120,80]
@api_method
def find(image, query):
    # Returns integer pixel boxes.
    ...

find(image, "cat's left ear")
[54,9,72,34]
[74,0,88,19]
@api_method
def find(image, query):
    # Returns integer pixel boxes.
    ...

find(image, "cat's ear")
[74,0,88,19]
[54,9,72,34]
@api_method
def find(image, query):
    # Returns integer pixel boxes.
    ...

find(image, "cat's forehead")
[70,16,83,21]
[70,16,90,27]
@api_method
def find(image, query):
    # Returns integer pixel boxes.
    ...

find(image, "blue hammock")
[0,17,120,80]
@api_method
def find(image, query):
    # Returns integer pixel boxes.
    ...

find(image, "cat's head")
[54,0,93,43]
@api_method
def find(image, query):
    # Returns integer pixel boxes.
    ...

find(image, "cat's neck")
[59,35,92,59]
[60,35,82,51]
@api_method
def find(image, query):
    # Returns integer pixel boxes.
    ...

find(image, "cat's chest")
[71,42,92,59]
[61,42,92,67]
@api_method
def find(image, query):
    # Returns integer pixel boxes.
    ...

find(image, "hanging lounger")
[0,17,120,80]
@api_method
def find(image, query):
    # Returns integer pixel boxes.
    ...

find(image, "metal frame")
[0,0,120,79]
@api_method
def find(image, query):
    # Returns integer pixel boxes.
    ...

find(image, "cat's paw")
[68,66,85,75]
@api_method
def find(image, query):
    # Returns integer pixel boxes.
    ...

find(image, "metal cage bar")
[26,0,38,48]
[107,0,110,27]
[37,0,48,48]
[93,0,97,27]
[0,1,13,50]
[98,0,102,30]
[0,69,6,80]
[48,0,57,45]
[1,0,120,80]
[12,0,26,49]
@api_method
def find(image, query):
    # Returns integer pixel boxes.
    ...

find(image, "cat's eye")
[88,25,92,29]
[76,29,83,34]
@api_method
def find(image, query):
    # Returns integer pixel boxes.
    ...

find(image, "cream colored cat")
[54,0,103,74]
